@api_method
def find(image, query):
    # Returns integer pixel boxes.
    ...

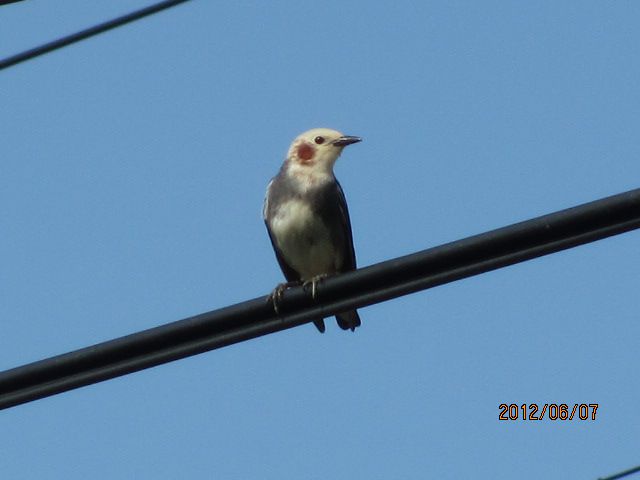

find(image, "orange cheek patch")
[297,143,315,164]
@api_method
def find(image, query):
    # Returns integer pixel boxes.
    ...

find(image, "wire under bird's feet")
[267,280,302,314]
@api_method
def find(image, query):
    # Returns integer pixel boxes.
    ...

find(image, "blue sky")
[2,1,639,478]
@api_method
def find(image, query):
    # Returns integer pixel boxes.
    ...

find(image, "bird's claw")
[267,275,328,315]
[268,281,301,314]
[303,274,329,300]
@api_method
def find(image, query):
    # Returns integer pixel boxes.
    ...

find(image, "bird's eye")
[314,136,325,145]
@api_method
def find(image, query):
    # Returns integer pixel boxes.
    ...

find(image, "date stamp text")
[498,403,598,421]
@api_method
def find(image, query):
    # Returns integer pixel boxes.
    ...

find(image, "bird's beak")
[332,135,362,147]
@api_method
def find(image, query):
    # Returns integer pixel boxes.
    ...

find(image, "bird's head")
[286,128,361,176]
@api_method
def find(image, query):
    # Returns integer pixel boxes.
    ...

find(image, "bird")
[263,128,362,333]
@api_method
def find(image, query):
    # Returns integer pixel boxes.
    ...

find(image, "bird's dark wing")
[333,179,357,271]
[325,180,361,331]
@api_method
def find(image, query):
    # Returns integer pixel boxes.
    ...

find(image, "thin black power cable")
[0,188,639,410]
[598,465,640,480]
[0,0,193,71]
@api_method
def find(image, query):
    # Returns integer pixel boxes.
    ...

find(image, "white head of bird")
[285,128,361,180]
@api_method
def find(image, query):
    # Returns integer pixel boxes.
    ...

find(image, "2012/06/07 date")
[498,403,599,421]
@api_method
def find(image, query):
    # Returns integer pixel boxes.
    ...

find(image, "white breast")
[270,199,341,280]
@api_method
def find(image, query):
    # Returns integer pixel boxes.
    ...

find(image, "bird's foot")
[268,281,302,314]
[303,274,329,300]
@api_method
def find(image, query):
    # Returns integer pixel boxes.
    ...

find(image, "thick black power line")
[0,0,193,71]
[0,187,639,410]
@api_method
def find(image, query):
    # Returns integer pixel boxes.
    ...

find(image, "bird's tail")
[335,310,361,332]
[313,319,326,333]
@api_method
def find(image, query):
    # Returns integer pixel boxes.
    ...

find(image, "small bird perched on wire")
[263,128,362,333]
